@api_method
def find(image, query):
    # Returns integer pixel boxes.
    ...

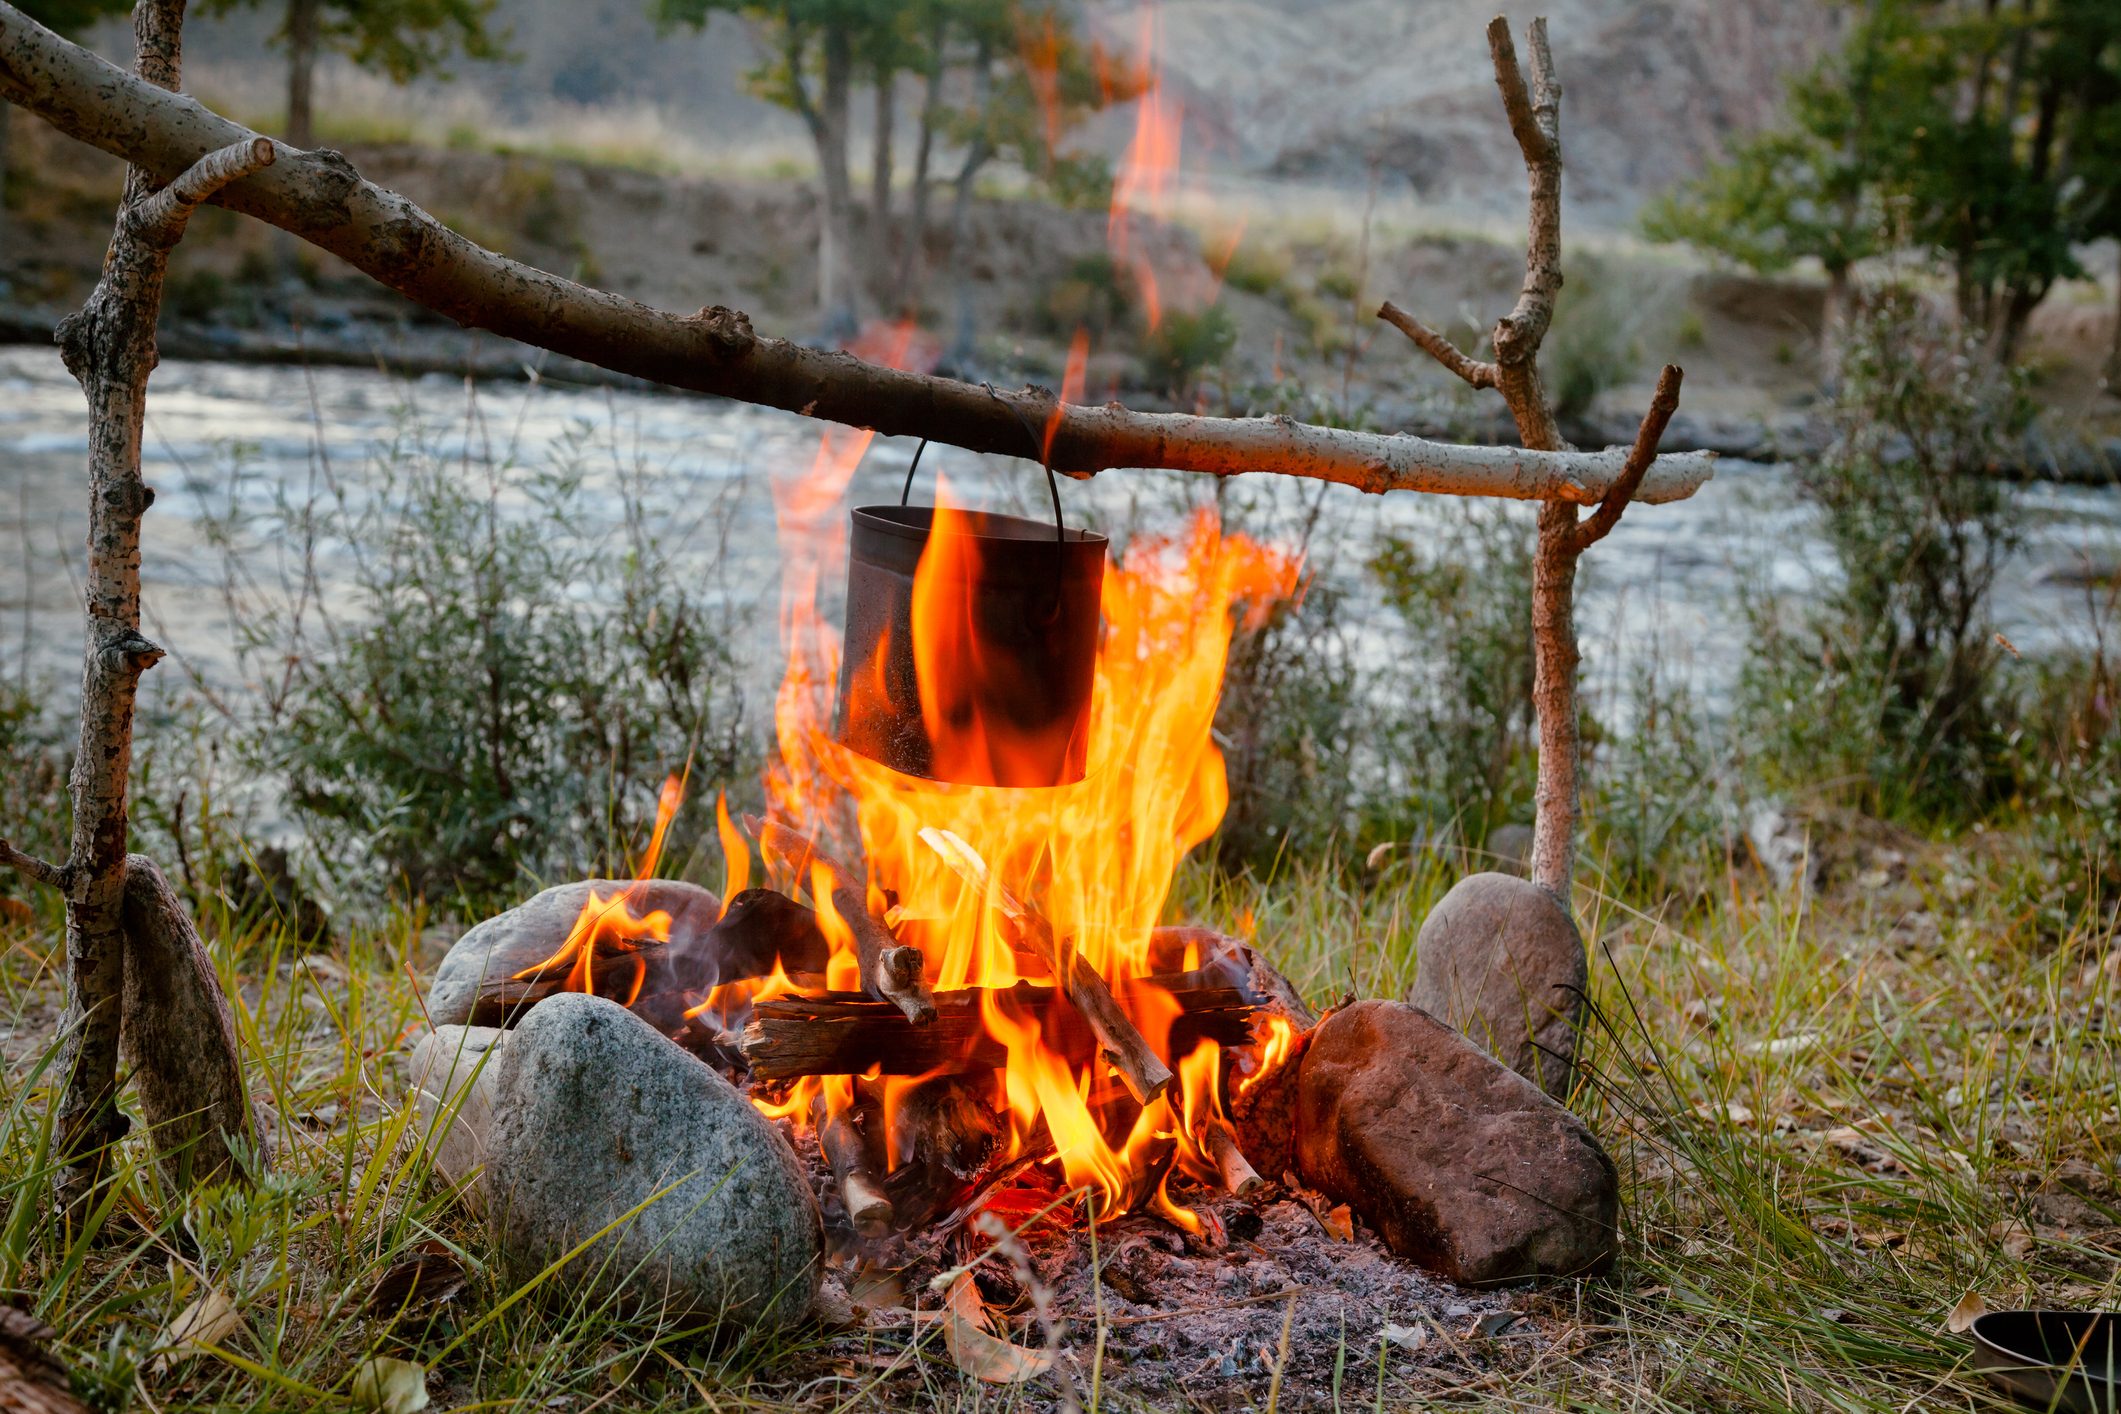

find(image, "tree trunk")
[283,0,317,150]
[1820,263,1853,390]
[868,66,893,297]
[942,36,994,370]
[897,21,942,300]
[813,22,859,342]
[0,103,12,252]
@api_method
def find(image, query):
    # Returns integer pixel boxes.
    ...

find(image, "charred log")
[740,976,1263,1079]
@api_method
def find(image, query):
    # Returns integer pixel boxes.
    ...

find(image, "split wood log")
[0,0,273,1209]
[1377,16,1684,904]
[119,855,262,1187]
[750,817,936,1027]
[740,978,1262,1080]
[918,828,1173,1106]
[0,3,1716,508]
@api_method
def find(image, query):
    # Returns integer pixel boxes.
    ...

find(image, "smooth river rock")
[408,1024,507,1210]
[485,992,821,1331]
[1294,1000,1617,1286]
[1411,871,1585,1098]
[427,879,723,1027]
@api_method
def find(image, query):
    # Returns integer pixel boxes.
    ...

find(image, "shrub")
[211,428,750,913]
[1214,571,1366,872]
[1544,255,1646,423]
[1142,305,1238,399]
[1034,252,1135,339]
[1367,504,1539,843]
[1738,287,2029,820]
[1221,242,1292,298]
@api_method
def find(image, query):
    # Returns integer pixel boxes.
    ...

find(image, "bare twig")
[43,0,258,1208]
[1376,301,1497,389]
[1570,365,1683,553]
[1378,17,1691,912]
[0,839,67,891]
[0,4,1717,507]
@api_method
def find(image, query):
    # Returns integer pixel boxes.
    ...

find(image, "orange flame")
[511,772,685,1002]
[1107,6,1182,332]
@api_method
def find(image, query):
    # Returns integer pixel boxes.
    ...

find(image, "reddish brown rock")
[1412,872,1585,1098]
[1294,1000,1617,1285]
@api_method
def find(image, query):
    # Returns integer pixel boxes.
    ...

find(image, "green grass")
[2,812,2114,1410]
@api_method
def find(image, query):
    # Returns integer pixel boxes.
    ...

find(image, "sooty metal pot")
[833,493,1106,787]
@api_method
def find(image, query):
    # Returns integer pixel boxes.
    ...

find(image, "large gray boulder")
[485,992,821,1331]
[427,879,723,1027]
[1294,1000,1617,1286]
[1412,872,1584,1098]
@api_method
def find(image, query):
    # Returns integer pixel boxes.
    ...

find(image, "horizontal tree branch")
[1376,301,1497,388]
[0,5,1716,506]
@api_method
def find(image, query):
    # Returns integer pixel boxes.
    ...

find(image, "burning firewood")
[750,817,938,1028]
[817,1090,894,1238]
[739,977,1263,1080]
[918,828,1175,1106]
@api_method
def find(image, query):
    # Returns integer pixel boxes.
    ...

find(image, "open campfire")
[471,422,1316,1244]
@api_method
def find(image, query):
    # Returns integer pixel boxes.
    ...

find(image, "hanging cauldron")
[833,443,1106,787]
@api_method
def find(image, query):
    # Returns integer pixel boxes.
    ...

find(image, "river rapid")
[4,346,2117,745]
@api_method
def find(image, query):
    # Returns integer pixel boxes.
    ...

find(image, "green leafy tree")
[1647,0,2121,368]
[198,0,503,150]
[657,0,1114,343]
[1643,5,1908,379]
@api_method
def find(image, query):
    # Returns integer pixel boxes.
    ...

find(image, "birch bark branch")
[21,0,273,1210]
[0,3,1715,507]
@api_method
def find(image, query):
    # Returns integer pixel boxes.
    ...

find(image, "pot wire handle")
[899,389,1068,544]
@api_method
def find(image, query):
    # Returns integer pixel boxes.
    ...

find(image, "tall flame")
[1107,5,1182,332]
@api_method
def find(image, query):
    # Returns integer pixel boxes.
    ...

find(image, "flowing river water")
[4,345,2117,746]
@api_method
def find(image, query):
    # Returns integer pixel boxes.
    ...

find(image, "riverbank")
[5,118,2118,477]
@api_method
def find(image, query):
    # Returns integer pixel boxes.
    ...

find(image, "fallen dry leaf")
[1320,1204,1355,1242]
[363,1240,468,1322]
[1945,1290,1987,1334]
[940,1271,1054,1384]
[149,1287,240,1375]
[351,1356,431,1414]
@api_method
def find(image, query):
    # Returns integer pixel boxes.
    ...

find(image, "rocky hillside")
[1138,0,1842,220]
[152,0,1841,229]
